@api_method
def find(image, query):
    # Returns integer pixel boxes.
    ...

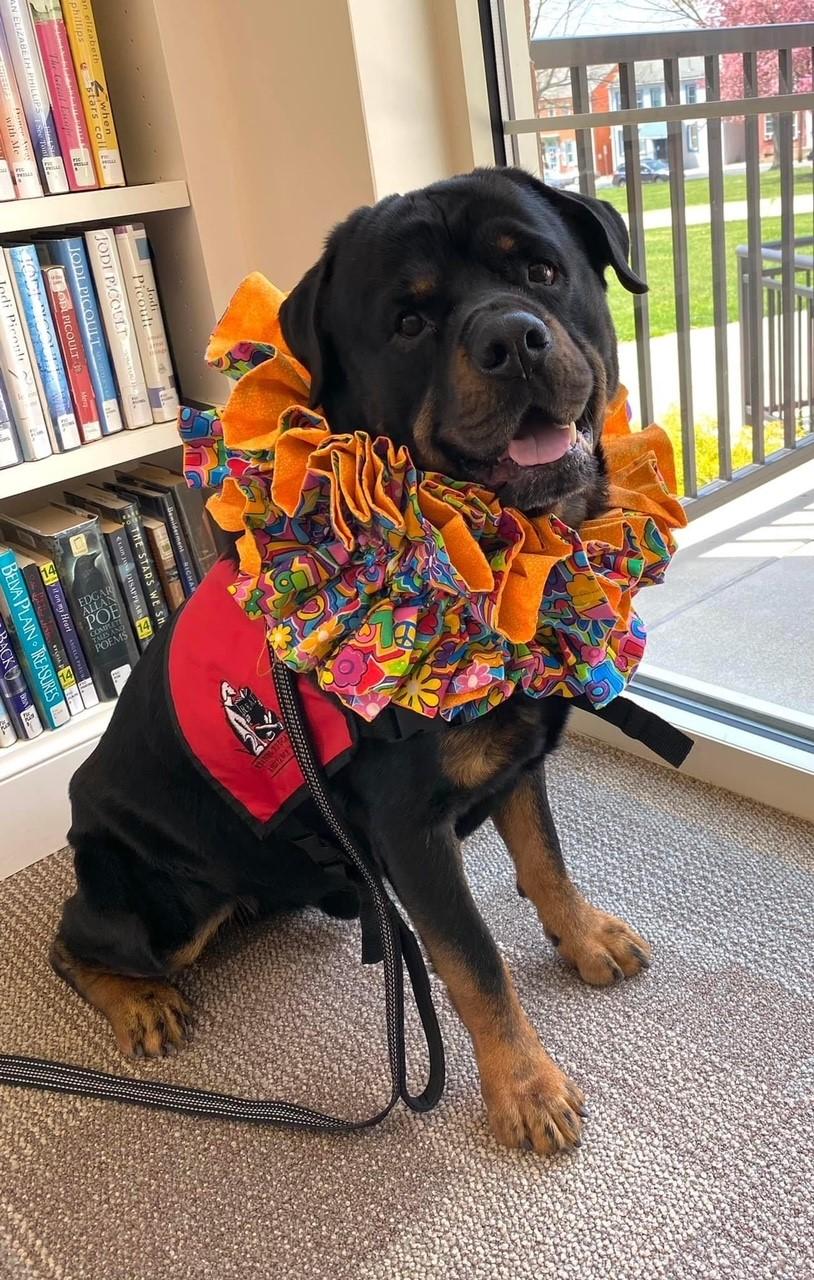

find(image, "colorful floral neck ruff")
[179,273,686,725]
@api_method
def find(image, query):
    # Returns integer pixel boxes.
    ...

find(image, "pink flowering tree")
[714,0,813,165]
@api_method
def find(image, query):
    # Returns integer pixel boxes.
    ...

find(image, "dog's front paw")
[480,1045,586,1154]
[554,904,651,986]
[104,979,194,1059]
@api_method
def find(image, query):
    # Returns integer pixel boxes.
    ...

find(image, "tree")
[713,0,812,166]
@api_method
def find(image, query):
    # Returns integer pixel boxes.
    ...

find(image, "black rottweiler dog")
[54,167,649,1155]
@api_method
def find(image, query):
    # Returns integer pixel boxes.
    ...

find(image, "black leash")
[0,661,445,1131]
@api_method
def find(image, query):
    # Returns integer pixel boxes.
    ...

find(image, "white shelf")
[0,699,112,786]
[0,179,189,236]
[0,421,182,500]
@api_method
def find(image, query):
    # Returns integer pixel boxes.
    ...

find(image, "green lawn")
[607,211,814,343]
[599,165,813,214]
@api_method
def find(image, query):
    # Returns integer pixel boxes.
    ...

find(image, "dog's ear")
[502,168,648,295]
[279,252,333,409]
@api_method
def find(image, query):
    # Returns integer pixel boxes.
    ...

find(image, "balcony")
[493,17,814,731]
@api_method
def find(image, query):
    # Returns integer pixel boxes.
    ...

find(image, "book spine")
[42,263,101,442]
[18,556,83,715]
[119,505,169,629]
[84,228,151,429]
[114,225,179,423]
[53,522,137,699]
[0,0,68,193]
[0,366,22,467]
[0,19,40,196]
[37,553,98,708]
[0,688,17,745]
[60,0,122,187]
[0,607,42,737]
[0,130,16,199]
[0,544,69,728]
[29,0,94,190]
[171,483,218,581]
[103,522,153,651]
[0,250,51,460]
[160,492,197,595]
[144,518,184,612]
[7,244,81,451]
[46,236,122,435]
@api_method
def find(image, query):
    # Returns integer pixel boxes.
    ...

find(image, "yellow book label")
[40,560,59,586]
[136,617,154,641]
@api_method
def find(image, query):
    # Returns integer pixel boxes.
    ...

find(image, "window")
[636,88,644,108]
[564,139,576,165]
[684,81,698,105]
[687,122,699,151]
[649,86,665,108]
[545,142,558,169]
[765,114,774,139]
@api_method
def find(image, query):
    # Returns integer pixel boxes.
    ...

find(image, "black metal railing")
[737,237,813,432]
[484,12,814,512]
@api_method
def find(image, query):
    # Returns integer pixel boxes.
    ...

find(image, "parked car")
[612,158,670,186]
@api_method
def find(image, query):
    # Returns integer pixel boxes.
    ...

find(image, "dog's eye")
[528,262,558,285]
[397,312,426,338]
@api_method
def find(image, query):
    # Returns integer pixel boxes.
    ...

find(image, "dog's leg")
[50,903,232,1059]
[493,766,651,986]
[379,825,584,1154]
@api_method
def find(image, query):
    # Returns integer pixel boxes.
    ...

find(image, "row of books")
[0,462,219,748]
[0,0,122,199]
[0,222,178,469]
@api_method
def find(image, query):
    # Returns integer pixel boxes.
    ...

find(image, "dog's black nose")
[469,311,551,379]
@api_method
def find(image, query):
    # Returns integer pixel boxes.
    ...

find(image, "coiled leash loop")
[0,660,445,1131]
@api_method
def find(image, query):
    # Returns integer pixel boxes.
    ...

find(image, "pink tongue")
[507,423,573,466]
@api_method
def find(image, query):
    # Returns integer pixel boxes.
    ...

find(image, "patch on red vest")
[167,559,354,832]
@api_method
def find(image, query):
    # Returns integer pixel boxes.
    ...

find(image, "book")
[62,502,153,651]
[0,542,70,728]
[0,367,22,468]
[0,0,68,193]
[42,263,101,443]
[0,132,15,199]
[44,236,123,436]
[6,244,81,452]
[0,18,40,197]
[129,464,217,582]
[63,482,169,629]
[29,0,94,190]
[0,606,42,737]
[84,228,151,429]
[21,542,97,708]
[60,0,123,188]
[141,514,183,612]
[0,688,17,745]
[114,225,179,423]
[0,249,51,460]
[11,542,83,715]
[110,473,198,597]
[0,505,138,700]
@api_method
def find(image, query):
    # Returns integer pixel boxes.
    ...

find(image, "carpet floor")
[1,735,812,1280]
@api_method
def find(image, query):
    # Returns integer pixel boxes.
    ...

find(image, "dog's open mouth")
[504,408,578,467]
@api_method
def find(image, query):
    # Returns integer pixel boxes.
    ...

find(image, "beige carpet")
[1,735,813,1280]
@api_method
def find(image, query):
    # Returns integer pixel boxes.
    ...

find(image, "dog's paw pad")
[482,1050,585,1155]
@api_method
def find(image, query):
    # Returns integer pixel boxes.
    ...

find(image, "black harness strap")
[575,694,693,768]
[0,660,445,1131]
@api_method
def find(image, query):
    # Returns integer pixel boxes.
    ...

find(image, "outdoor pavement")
[635,454,814,717]
[639,191,813,231]
[618,321,745,426]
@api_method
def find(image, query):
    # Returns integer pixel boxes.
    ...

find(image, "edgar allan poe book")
[0,504,139,700]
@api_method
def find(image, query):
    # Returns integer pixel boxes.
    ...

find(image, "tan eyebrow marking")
[410,276,437,298]
[497,234,516,252]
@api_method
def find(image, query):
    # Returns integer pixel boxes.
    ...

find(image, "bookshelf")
[0,180,189,236]
[0,1,223,876]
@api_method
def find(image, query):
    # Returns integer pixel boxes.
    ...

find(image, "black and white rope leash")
[0,660,445,1131]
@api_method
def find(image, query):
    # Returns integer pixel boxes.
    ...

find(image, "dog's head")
[280,167,645,523]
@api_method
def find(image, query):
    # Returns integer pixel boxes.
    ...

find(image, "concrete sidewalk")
[638,192,813,231]
[636,455,814,716]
